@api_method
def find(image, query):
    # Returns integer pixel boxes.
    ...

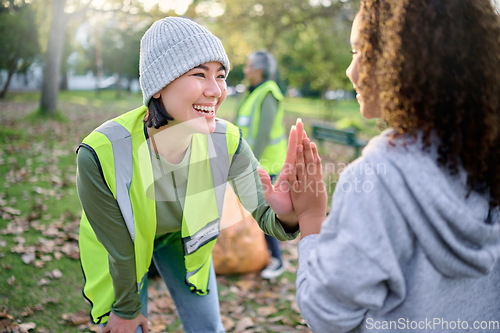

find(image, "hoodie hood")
[362,129,500,278]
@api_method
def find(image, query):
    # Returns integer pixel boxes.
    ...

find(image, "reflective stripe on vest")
[235,80,287,174]
[95,121,135,241]
[79,106,240,323]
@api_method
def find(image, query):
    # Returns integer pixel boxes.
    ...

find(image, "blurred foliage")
[1,0,359,100]
[0,0,40,97]
[211,0,359,95]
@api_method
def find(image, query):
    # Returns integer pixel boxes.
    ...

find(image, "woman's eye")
[192,72,205,77]
[217,74,226,79]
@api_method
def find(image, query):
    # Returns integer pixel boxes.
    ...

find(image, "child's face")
[153,61,227,134]
[346,13,382,120]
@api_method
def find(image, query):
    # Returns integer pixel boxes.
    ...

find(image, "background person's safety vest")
[236,80,286,175]
[78,106,240,324]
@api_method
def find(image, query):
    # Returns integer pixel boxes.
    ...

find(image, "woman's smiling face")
[346,12,382,119]
[153,61,228,134]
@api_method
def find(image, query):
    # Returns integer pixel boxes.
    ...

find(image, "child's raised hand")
[288,135,328,238]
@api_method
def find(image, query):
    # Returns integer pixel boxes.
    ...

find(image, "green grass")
[0,90,380,332]
[0,90,140,332]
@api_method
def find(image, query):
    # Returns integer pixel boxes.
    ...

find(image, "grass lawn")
[0,90,381,332]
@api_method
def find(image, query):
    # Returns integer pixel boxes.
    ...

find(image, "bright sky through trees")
[88,0,193,14]
[87,0,225,16]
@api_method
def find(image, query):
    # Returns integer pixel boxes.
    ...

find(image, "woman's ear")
[153,92,161,99]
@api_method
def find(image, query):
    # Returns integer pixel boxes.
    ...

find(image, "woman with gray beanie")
[76,17,299,333]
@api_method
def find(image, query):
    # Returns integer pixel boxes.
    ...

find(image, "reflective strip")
[95,120,136,242]
[182,120,231,256]
[211,120,229,218]
[269,134,286,145]
[183,219,220,255]
[186,264,203,281]
[244,100,260,146]
[137,272,147,294]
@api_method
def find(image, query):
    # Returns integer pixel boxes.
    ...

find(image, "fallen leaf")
[229,305,245,315]
[0,309,13,319]
[60,242,79,260]
[46,269,63,279]
[37,278,50,286]
[291,300,300,313]
[37,238,58,253]
[20,306,33,317]
[62,310,89,326]
[42,298,60,305]
[21,253,35,265]
[33,260,46,268]
[18,322,36,332]
[13,236,26,244]
[86,325,100,333]
[221,315,235,331]
[0,318,12,332]
[148,296,174,314]
[32,305,44,312]
[256,305,277,317]
[42,225,62,238]
[234,280,255,292]
[148,316,168,332]
[234,317,254,332]
[3,220,29,235]
[7,276,15,286]
[1,206,21,216]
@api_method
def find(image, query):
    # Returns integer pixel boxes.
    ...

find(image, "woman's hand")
[102,312,148,333]
[258,119,306,230]
[288,136,328,238]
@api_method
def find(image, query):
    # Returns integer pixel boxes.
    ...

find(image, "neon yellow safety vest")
[235,80,286,175]
[78,106,241,324]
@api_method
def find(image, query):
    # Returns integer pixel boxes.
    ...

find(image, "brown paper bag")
[212,186,270,275]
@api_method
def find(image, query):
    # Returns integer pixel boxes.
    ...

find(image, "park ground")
[0,91,379,332]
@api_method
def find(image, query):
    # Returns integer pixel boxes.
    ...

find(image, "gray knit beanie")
[140,17,230,106]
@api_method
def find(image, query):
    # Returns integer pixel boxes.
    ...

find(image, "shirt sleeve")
[252,93,279,160]
[295,161,408,332]
[76,146,142,319]
[227,138,299,241]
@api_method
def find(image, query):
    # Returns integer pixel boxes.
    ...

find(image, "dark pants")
[267,174,282,261]
[265,234,282,260]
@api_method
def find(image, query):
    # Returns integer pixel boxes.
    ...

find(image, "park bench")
[311,123,367,158]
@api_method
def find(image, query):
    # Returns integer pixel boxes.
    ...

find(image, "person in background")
[235,51,288,279]
[275,0,500,332]
[77,17,299,333]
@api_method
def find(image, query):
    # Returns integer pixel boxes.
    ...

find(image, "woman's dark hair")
[358,0,500,207]
[144,96,174,129]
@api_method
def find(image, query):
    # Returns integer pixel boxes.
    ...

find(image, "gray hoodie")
[296,129,500,333]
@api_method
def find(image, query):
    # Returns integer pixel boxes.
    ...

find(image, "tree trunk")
[39,0,67,116]
[0,62,17,99]
[1,39,22,99]
[115,72,122,98]
[60,69,68,91]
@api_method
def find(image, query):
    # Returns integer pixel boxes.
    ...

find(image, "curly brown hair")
[358,0,500,207]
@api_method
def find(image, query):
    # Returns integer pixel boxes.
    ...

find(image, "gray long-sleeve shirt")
[251,93,279,161]
[296,129,500,333]
[77,125,299,319]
